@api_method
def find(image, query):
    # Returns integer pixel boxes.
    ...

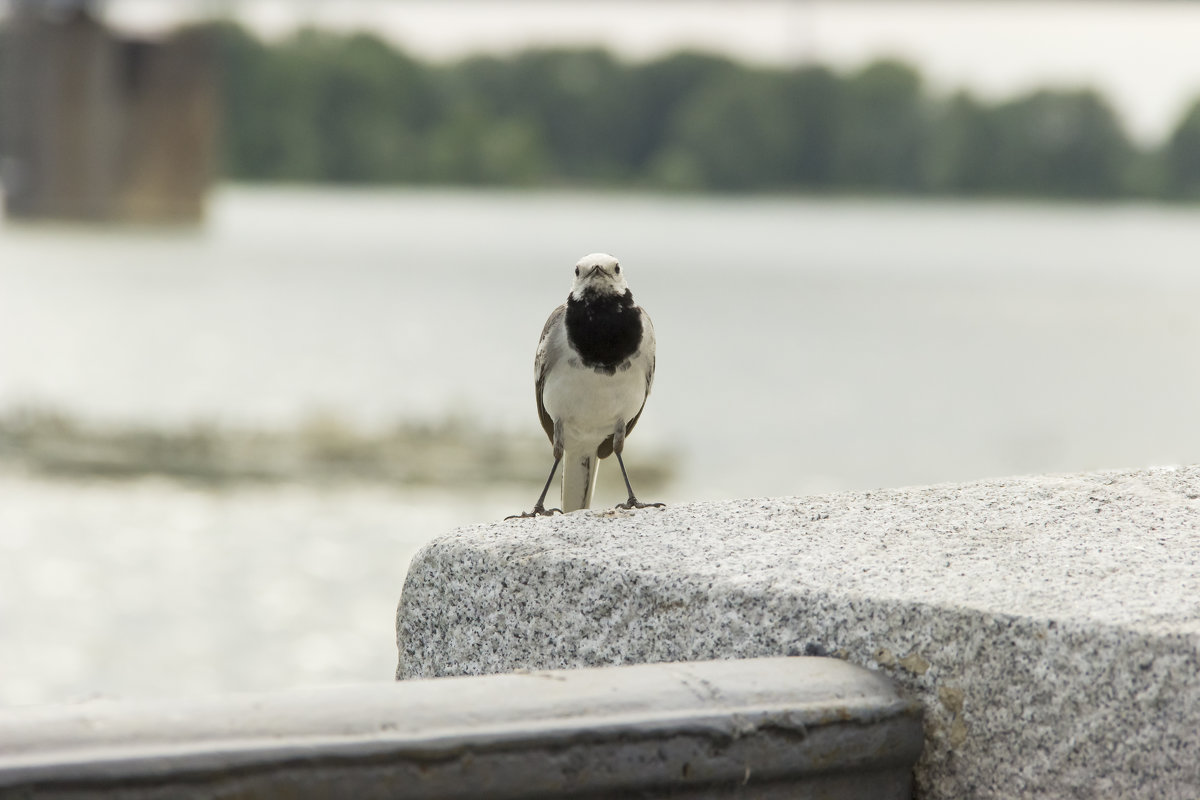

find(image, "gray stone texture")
[396,465,1200,799]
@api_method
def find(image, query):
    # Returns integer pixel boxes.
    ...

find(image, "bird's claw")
[616,499,665,510]
[505,506,563,520]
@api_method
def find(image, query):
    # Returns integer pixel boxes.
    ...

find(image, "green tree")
[446,49,639,182]
[426,108,548,185]
[1163,98,1200,199]
[192,23,1166,199]
[305,31,434,182]
[655,69,794,190]
[988,89,1133,198]
[924,91,1002,194]
[654,65,840,191]
[208,24,435,182]
[624,51,738,174]
[519,49,637,181]
[780,65,842,188]
[833,60,930,192]
[205,21,273,178]
[0,26,6,157]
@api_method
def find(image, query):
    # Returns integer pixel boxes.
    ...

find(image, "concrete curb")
[396,466,1200,799]
[0,657,921,799]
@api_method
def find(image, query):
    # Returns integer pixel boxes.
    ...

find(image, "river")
[2,186,1198,705]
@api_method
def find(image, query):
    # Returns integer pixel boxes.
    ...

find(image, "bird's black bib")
[565,289,642,374]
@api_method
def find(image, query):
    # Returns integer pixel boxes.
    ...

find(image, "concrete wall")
[396,466,1200,799]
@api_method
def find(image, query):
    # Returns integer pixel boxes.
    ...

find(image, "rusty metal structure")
[0,0,217,223]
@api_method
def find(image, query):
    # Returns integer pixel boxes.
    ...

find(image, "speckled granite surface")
[396,466,1200,799]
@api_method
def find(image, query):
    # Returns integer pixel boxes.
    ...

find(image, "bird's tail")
[560,448,599,512]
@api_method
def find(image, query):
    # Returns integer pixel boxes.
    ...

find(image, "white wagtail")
[509,253,663,517]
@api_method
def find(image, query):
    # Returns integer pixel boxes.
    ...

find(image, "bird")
[508,253,663,518]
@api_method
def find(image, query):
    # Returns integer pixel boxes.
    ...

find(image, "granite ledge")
[396,465,1200,799]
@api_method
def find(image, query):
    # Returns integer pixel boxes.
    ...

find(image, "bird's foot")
[616,498,665,510]
[505,505,563,520]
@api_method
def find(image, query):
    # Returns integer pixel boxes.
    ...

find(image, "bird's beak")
[588,265,606,277]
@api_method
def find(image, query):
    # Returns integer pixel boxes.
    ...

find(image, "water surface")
[2,187,1198,705]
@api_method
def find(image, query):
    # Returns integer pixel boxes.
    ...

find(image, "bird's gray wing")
[534,303,567,445]
[639,307,656,397]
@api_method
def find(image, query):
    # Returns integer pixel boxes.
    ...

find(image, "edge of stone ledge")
[0,658,924,799]
[394,466,1200,799]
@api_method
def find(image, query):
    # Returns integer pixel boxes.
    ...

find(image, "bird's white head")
[570,252,629,300]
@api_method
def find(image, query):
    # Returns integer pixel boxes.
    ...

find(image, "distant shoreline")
[195,23,1200,200]
[0,408,676,491]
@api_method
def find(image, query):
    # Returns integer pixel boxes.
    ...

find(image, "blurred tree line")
[8,20,1200,199]
[206,22,1200,199]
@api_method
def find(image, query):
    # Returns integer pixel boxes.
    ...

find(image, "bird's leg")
[614,451,663,509]
[505,457,562,519]
[506,420,565,520]
[612,421,664,510]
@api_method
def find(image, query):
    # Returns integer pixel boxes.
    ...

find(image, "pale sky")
[99,1,1200,145]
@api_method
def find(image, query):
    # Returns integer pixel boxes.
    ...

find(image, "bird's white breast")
[542,354,650,447]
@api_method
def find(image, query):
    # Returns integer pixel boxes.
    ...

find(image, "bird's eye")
[614,264,621,274]
[574,267,580,276]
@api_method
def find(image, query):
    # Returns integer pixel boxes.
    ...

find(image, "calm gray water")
[2,187,1199,705]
